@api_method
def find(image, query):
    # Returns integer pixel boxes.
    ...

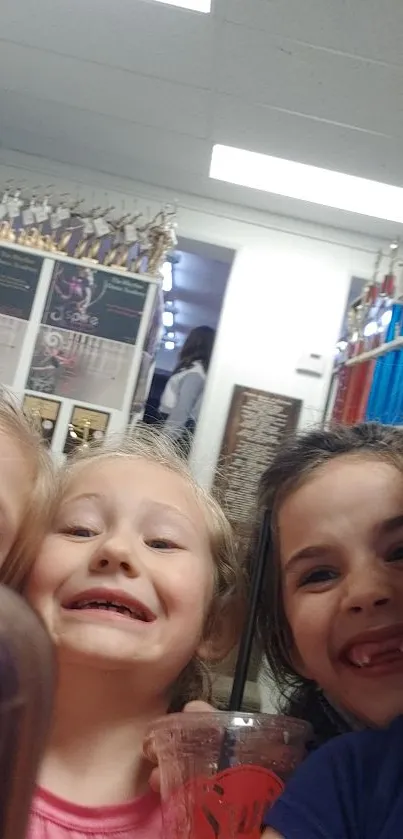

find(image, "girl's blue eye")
[147,538,180,550]
[63,526,95,538]
[299,567,339,587]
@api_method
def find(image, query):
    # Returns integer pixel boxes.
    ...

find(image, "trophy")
[146,206,178,277]
[0,181,178,272]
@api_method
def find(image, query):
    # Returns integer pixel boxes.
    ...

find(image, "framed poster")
[0,246,43,385]
[41,262,148,344]
[23,394,61,446]
[26,261,151,410]
[63,405,110,455]
[213,386,302,540]
[26,325,136,410]
[212,385,302,696]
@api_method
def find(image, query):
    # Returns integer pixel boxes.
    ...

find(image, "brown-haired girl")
[255,422,403,747]
[25,429,242,839]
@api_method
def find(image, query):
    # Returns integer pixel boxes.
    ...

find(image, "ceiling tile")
[0,0,216,88]
[0,43,210,136]
[217,22,403,138]
[222,0,403,66]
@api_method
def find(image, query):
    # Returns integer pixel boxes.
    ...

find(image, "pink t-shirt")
[27,787,162,839]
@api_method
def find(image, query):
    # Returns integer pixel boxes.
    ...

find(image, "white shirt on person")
[158,360,206,439]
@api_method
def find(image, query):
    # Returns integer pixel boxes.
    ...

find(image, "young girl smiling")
[255,422,403,743]
[26,431,242,838]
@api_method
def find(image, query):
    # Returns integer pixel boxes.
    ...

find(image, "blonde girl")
[0,393,54,588]
[26,430,243,839]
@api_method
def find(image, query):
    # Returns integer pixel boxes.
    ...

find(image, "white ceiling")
[1,0,403,235]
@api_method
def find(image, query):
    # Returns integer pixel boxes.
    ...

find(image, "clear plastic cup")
[147,711,312,839]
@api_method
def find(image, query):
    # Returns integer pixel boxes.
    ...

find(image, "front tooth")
[357,654,370,667]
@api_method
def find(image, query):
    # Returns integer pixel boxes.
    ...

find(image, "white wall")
[0,148,387,491]
[191,233,380,486]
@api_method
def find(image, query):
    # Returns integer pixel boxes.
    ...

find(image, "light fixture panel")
[210,144,403,224]
[151,0,211,12]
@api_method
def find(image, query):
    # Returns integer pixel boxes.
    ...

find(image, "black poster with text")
[41,262,149,344]
[0,247,43,320]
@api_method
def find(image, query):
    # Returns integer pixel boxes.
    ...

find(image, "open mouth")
[64,592,155,623]
[344,635,403,669]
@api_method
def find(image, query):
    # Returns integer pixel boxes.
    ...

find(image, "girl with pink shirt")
[25,431,242,839]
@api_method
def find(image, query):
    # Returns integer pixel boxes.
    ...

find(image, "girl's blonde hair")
[57,427,245,707]
[0,393,55,591]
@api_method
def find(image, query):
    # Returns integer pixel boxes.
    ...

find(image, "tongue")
[349,636,403,664]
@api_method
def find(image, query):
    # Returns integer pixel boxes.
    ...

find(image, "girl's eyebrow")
[379,515,403,535]
[284,545,333,574]
[285,516,403,572]
[60,494,199,533]
[60,492,101,507]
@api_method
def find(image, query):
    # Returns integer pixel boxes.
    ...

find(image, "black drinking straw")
[217,510,271,771]
[228,509,271,711]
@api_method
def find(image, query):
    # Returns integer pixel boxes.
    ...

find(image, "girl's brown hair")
[0,393,55,591]
[254,422,403,703]
[56,427,245,707]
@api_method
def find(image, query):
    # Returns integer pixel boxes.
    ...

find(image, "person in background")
[158,325,215,453]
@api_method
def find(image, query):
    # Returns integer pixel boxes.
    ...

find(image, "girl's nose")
[343,565,393,615]
[89,536,140,578]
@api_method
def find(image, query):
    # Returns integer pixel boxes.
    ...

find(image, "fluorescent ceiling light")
[161,262,173,292]
[151,0,211,12]
[163,311,174,328]
[210,144,403,224]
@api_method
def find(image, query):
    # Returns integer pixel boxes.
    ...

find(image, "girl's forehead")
[278,457,403,551]
[59,456,205,518]
[63,455,188,489]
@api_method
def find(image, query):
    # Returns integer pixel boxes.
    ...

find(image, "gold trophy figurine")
[116,212,142,269]
[86,205,114,262]
[0,221,16,243]
[81,420,91,449]
[104,213,132,267]
[25,227,44,250]
[17,228,28,246]
[31,410,43,436]
[57,226,75,254]
[41,234,58,253]
[146,206,178,277]
[131,215,150,274]
[74,206,101,260]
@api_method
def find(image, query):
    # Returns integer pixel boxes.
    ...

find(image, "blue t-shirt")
[264,716,403,839]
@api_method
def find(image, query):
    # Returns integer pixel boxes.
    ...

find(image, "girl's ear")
[196,601,243,664]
